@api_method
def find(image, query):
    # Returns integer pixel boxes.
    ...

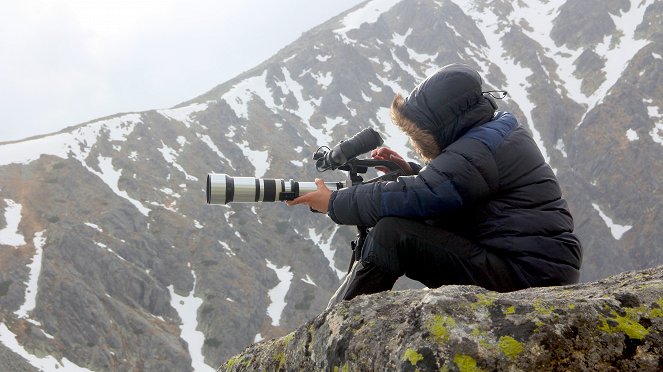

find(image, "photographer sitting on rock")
[287,63,582,306]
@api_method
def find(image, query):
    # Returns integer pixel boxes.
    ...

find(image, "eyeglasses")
[482,90,508,99]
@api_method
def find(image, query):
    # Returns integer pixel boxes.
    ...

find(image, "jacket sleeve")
[327,138,498,226]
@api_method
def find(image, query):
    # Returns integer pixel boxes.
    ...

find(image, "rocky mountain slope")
[1,0,662,369]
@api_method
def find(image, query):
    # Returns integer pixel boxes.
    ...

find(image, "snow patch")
[168,270,214,372]
[14,230,46,318]
[0,323,92,371]
[236,141,269,178]
[158,102,209,128]
[376,74,406,96]
[106,248,127,262]
[340,94,357,116]
[312,71,333,89]
[316,54,331,62]
[592,203,632,240]
[265,260,293,327]
[198,134,234,168]
[89,156,151,216]
[301,275,317,287]
[392,28,412,46]
[391,48,424,81]
[646,104,663,145]
[334,0,402,44]
[626,129,639,142]
[0,199,26,246]
[275,67,320,122]
[222,71,276,120]
[308,226,344,279]
[158,142,198,181]
[84,222,103,232]
[0,113,141,166]
[554,139,568,158]
[160,187,181,198]
[219,241,235,257]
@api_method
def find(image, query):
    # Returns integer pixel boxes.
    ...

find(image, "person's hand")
[370,147,414,175]
[285,179,332,213]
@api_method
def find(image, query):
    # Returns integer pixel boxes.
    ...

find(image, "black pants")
[328,217,532,307]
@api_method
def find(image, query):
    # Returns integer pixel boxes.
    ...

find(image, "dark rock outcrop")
[222,266,663,371]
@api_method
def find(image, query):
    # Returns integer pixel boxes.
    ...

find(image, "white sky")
[0,0,363,143]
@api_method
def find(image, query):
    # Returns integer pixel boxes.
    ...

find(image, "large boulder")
[221,266,663,371]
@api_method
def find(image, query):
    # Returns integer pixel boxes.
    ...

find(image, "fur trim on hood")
[391,93,440,162]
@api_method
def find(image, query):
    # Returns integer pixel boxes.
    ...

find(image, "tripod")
[335,158,404,274]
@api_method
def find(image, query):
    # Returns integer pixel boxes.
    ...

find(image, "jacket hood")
[390,64,497,162]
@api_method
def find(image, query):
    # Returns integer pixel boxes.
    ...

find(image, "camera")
[206,127,400,205]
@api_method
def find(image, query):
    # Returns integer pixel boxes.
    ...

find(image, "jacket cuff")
[327,191,341,223]
[408,162,422,174]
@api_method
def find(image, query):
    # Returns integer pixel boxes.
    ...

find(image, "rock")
[221,266,663,371]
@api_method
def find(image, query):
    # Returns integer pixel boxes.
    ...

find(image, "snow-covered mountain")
[1,0,662,369]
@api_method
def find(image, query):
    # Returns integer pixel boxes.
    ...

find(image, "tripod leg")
[326,260,398,309]
[327,260,363,309]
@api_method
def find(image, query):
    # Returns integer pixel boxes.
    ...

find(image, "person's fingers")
[285,193,311,206]
[390,154,414,174]
[315,178,330,191]
[375,147,392,158]
[286,179,328,206]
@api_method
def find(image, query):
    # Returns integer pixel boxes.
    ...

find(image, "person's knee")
[371,217,408,243]
[360,217,408,275]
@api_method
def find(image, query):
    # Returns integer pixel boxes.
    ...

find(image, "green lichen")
[225,355,245,371]
[276,351,286,370]
[650,298,663,318]
[598,308,649,339]
[453,354,484,372]
[282,332,295,345]
[225,357,236,370]
[504,305,516,315]
[470,328,490,348]
[275,332,296,369]
[404,348,424,366]
[471,293,496,310]
[497,336,523,360]
[533,299,554,316]
[333,364,349,372]
[568,303,576,310]
[428,314,457,344]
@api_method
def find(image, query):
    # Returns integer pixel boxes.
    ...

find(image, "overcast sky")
[0,0,363,143]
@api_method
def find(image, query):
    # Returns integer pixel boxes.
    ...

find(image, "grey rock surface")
[223,265,663,371]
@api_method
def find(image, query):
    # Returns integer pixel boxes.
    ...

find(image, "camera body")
[314,128,384,172]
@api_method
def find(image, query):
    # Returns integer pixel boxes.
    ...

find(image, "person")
[287,63,582,306]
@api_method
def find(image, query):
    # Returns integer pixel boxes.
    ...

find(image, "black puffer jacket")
[328,64,582,285]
